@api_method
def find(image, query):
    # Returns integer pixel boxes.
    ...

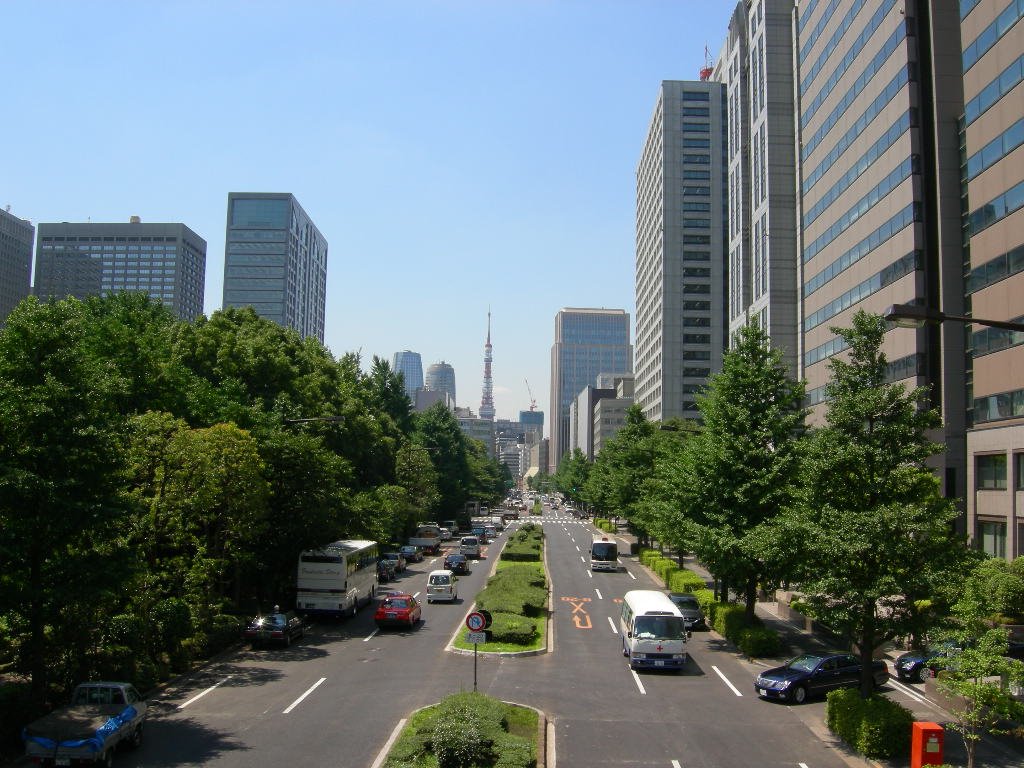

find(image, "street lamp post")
[883,304,1024,333]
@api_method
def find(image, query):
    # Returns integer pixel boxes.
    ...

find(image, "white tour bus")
[297,539,379,618]
[590,535,619,571]
[619,589,689,671]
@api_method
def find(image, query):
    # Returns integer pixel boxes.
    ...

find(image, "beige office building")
[959,0,1024,558]
[795,0,967,516]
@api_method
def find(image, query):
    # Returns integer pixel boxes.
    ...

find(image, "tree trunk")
[745,575,758,622]
[859,601,876,699]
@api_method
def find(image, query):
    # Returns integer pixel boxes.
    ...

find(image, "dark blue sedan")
[755,652,888,704]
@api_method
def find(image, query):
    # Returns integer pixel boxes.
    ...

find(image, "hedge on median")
[711,602,783,657]
[825,688,913,760]
[384,691,536,768]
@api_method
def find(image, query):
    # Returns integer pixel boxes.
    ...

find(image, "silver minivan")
[426,569,458,603]
[460,536,481,559]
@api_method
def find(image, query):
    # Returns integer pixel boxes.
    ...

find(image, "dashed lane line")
[607,616,617,634]
[712,665,743,696]
[631,669,647,695]
[283,676,326,713]
[178,675,232,709]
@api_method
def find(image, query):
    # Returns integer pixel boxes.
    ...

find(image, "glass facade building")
[549,308,632,471]
[0,208,33,325]
[34,219,206,321]
[222,193,328,342]
[392,350,424,401]
[425,361,457,404]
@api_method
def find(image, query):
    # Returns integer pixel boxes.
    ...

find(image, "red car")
[374,593,422,630]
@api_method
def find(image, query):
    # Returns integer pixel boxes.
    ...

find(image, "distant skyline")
[3,1,733,428]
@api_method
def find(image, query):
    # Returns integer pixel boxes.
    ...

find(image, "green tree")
[0,298,133,701]
[796,311,963,697]
[554,448,590,508]
[683,322,807,619]
[413,404,472,518]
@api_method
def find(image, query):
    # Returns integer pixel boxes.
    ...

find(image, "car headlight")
[632,653,646,659]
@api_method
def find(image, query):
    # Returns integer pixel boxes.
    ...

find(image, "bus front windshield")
[633,615,685,640]
[592,542,617,561]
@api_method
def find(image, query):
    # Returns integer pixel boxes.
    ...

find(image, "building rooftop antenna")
[699,44,713,81]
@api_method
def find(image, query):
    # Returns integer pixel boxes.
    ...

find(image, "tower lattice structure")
[479,310,495,420]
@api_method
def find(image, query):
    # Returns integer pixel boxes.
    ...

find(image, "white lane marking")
[888,678,925,703]
[628,570,637,580]
[672,761,683,768]
[712,665,743,696]
[575,545,580,552]
[413,591,421,599]
[580,555,585,563]
[283,676,327,713]
[798,763,809,768]
[607,616,617,634]
[178,675,232,709]
[364,628,379,641]
[369,717,407,768]
[587,570,593,579]
[595,588,603,600]
[631,669,647,695]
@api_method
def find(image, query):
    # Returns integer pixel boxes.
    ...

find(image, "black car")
[244,610,304,648]
[667,593,706,630]
[443,553,469,575]
[896,638,1024,681]
[377,558,397,582]
[755,652,888,704]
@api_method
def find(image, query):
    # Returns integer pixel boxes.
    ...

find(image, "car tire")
[791,685,808,704]
[129,722,143,750]
[284,633,291,648]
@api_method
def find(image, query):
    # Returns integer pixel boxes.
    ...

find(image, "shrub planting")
[668,569,707,593]
[826,688,913,760]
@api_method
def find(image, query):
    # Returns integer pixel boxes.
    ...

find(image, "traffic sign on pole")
[466,612,487,631]
[467,631,487,644]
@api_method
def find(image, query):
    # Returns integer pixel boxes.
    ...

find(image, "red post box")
[910,721,944,768]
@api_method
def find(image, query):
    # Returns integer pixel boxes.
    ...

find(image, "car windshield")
[383,598,409,609]
[633,615,685,640]
[429,575,450,585]
[787,654,824,672]
[671,596,698,610]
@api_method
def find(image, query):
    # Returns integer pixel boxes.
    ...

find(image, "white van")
[620,590,689,671]
[460,536,481,559]
[426,569,458,603]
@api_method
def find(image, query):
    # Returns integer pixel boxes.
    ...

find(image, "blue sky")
[4,1,730,429]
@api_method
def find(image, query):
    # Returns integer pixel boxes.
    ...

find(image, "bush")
[668,569,707,593]
[693,590,718,621]
[639,548,660,567]
[487,612,538,645]
[434,714,491,768]
[475,583,547,617]
[712,603,749,639]
[826,689,912,759]
[654,559,679,586]
[197,613,244,655]
[500,541,541,561]
[737,625,783,657]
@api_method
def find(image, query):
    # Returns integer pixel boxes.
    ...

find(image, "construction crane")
[524,378,537,411]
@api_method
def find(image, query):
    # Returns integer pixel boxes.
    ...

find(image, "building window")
[976,453,1007,490]
[1016,453,1024,490]
[978,521,1007,559]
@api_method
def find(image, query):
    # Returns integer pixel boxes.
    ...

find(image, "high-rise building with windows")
[958,0,1024,558]
[635,79,728,423]
[222,193,327,342]
[794,1,966,516]
[0,208,34,325]
[719,0,799,375]
[425,361,457,404]
[392,350,424,401]
[34,218,206,320]
[549,308,631,472]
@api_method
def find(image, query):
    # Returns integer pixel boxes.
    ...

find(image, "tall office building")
[392,350,424,401]
[0,208,34,324]
[34,218,206,321]
[959,0,1024,557]
[518,409,544,440]
[635,80,728,423]
[719,0,799,375]
[795,2,966,502]
[425,361,457,404]
[222,193,328,342]
[549,308,632,472]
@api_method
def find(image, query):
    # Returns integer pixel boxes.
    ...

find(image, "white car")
[426,569,458,603]
[460,536,481,559]
[438,527,452,541]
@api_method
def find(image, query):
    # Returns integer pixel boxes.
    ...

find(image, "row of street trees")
[548,313,1022,706]
[0,294,509,712]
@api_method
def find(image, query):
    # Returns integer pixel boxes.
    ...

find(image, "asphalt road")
[88,503,950,767]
